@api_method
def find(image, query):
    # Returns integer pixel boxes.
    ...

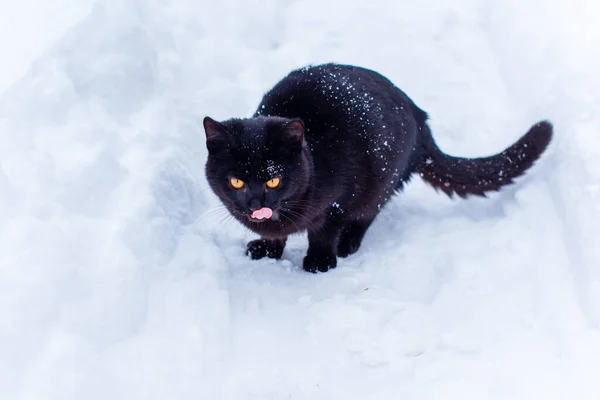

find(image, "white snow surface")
[1,0,600,398]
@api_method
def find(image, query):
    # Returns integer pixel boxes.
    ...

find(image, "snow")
[1,0,599,399]
[0,0,94,92]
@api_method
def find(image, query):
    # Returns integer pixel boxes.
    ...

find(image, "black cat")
[203,63,552,273]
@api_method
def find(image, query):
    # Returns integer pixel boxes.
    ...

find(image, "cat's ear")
[203,116,228,152]
[278,119,305,148]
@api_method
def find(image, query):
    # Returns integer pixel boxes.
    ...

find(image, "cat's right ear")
[203,116,228,152]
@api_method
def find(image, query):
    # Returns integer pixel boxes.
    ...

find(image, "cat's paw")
[246,239,285,260]
[337,233,362,258]
[303,251,337,273]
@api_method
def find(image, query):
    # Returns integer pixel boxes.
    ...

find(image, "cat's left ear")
[203,116,228,152]
[278,119,305,148]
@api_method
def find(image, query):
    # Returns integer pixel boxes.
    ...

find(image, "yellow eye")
[230,178,245,189]
[266,177,281,188]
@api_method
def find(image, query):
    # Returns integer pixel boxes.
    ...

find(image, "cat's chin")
[247,217,268,223]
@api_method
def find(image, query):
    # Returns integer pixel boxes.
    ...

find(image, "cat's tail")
[415,118,553,198]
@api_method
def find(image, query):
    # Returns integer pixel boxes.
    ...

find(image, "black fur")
[203,63,552,273]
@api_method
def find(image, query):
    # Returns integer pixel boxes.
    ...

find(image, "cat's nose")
[248,198,262,212]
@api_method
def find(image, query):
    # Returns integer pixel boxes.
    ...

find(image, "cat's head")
[203,116,311,225]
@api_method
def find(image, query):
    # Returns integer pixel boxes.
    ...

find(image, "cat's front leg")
[247,237,287,260]
[303,221,344,273]
[337,214,377,258]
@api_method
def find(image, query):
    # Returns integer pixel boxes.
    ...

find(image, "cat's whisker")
[279,208,321,231]
[279,212,304,233]
[222,215,236,229]
[198,207,228,219]
[196,206,235,226]
[282,202,338,224]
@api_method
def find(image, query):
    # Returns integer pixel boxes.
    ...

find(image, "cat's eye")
[266,177,281,189]
[230,178,245,189]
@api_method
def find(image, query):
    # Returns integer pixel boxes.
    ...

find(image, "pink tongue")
[251,207,273,220]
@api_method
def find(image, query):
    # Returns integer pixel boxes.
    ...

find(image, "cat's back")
[255,64,422,194]
[255,63,418,132]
